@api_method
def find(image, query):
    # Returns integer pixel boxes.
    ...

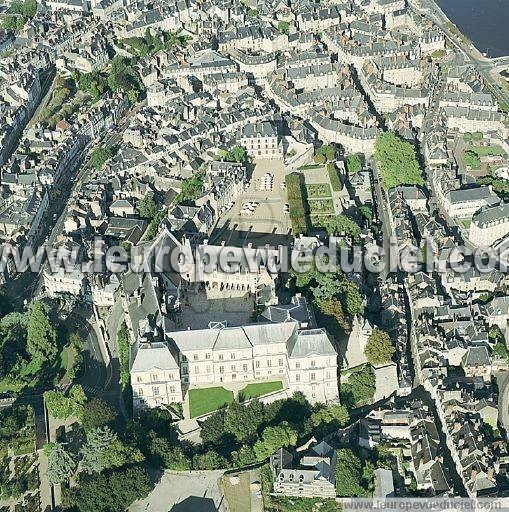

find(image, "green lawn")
[470,145,505,157]
[240,381,283,401]
[188,387,234,417]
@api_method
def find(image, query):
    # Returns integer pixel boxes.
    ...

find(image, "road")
[497,372,509,440]
[33,116,131,299]
[371,160,394,282]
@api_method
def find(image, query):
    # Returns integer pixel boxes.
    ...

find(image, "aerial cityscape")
[0,0,509,510]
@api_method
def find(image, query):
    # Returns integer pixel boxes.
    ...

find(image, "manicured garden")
[240,381,283,401]
[188,386,234,417]
[0,405,39,507]
[307,198,335,215]
[306,183,332,198]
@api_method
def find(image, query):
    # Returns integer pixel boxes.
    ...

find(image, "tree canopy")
[82,398,118,431]
[46,442,77,485]
[375,132,424,190]
[346,154,362,174]
[342,365,376,408]
[364,329,395,366]
[26,301,57,364]
[64,465,150,512]
[44,385,87,421]
[253,423,298,461]
[335,449,368,497]
[90,147,113,171]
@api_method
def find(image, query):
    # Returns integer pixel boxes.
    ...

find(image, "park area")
[0,406,40,512]
[286,163,342,235]
[188,380,284,417]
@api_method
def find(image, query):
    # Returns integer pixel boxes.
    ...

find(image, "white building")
[469,203,509,247]
[131,341,183,409]
[240,121,283,159]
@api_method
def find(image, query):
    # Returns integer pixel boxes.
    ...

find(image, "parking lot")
[211,159,292,248]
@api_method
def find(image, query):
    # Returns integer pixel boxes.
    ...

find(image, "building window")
[296,374,300,382]
[153,386,160,396]
[278,358,283,366]
[206,353,211,360]
[193,354,198,361]
[310,373,316,381]
[311,360,316,367]
[194,367,199,374]
[151,373,158,381]
[243,364,248,372]
[231,365,236,371]
[219,354,224,361]
[170,386,175,393]
[295,362,300,369]
[136,376,142,383]
[138,388,143,396]
[230,353,235,360]
[219,366,224,374]
[267,360,272,367]
[256,361,260,368]
[168,373,173,380]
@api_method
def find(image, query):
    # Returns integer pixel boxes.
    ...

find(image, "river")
[436,0,509,58]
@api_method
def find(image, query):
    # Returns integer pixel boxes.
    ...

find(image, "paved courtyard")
[130,470,227,512]
[179,287,255,329]
[212,159,292,248]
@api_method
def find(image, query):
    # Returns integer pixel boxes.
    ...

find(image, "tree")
[200,410,226,444]
[315,297,350,331]
[81,427,143,473]
[192,450,228,470]
[310,404,349,429]
[90,147,113,171]
[315,144,335,162]
[2,15,24,32]
[342,365,376,408]
[83,398,118,431]
[46,443,77,485]
[320,214,361,240]
[364,329,395,366]
[339,280,364,317]
[223,400,265,443]
[346,154,362,174]
[44,385,87,421]
[375,132,424,190]
[335,449,367,497]
[253,423,298,461]
[148,434,190,470]
[64,465,150,512]
[26,301,57,364]
[277,21,289,34]
[228,146,248,163]
[359,204,373,223]
[175,170,205,203]
[138,194,158,219]
[232,445,257,467]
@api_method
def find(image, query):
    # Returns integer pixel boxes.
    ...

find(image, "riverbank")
[435,0,509,58]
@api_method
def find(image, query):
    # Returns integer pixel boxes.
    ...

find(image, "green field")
[188,387,234,417]
[240,381,283,401]
[469,145,505,157]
